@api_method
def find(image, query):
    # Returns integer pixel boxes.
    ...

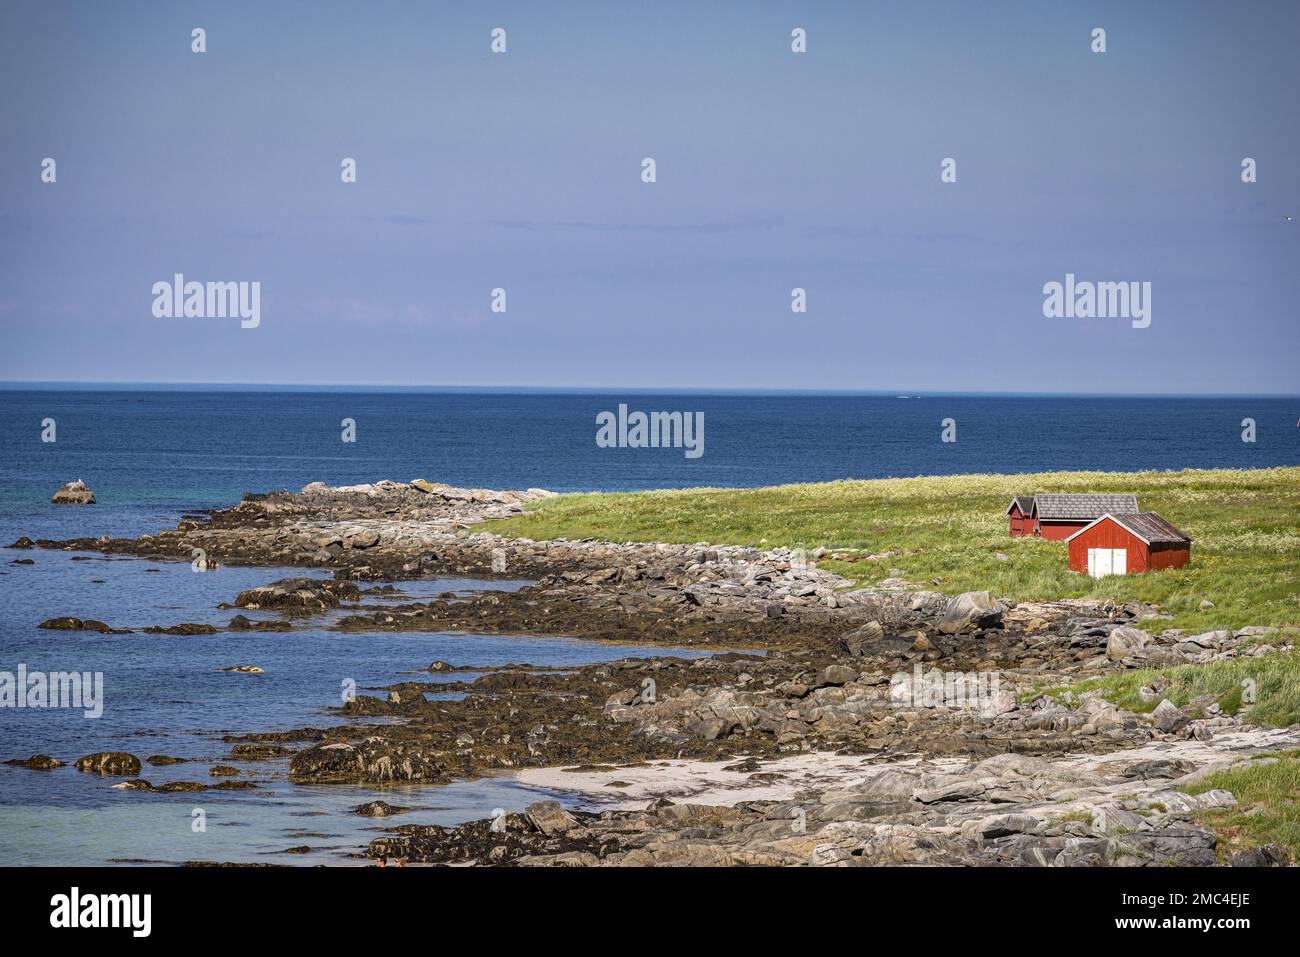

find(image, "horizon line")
[1,380,1298,400]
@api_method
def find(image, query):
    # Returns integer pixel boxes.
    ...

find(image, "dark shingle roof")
[1111,512,1192,545]
[1034,493,1138,520]
[1005,495,1036,516]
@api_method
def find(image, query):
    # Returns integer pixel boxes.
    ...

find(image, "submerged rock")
[38,617,130,634]
[353,800,411,817]
[3,754,64,770]
[146,755,189,766]
[142,622,217,635]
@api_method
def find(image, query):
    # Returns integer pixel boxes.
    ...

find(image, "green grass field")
[480,467,1300,634]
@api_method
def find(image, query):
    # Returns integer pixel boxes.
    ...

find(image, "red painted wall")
[1067,517,1192,574]
[1008,505,1027,536]
[1147,541,1192,571]
[1039,520,1088,541]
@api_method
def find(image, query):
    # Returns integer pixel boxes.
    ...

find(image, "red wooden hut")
[1005,495,1035,536]
[1066,512,1192,577]
[1026,493,1140,540]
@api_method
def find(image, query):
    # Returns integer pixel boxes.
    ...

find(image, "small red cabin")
[1006,495,1035,536]
[1006,492,1139,539]
[1066,512,1192,577]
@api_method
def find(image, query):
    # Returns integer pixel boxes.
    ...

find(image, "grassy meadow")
[1182,752,1300,859]
[1036,651,1300,728]
[481,467,1300,634]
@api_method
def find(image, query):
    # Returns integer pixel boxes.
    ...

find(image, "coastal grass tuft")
[1029,651,1300,728]
[1181,754,1300,861]
[478,467,1300,634]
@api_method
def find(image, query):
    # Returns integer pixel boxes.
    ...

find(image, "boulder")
[815,665,859,688]
[525,800,578,837]
[1150,699,1190,733]
[74,752,141,775]
[51,480,95,505]
[1106,626,1150,660]
[937,592,1002,634]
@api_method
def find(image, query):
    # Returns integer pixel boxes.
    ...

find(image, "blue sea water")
[0,388,1296,864]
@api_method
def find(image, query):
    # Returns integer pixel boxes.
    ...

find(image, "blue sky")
[1,0,1297,393]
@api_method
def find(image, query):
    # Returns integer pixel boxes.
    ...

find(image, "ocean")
[0,387,1296,864]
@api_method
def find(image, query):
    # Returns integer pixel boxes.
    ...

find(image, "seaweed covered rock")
[234,577,361,611]
[3,754,64,770]
[289,738,446,784]
[74,752,141,775]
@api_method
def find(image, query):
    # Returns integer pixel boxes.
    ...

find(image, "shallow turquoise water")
[0,549,711,865]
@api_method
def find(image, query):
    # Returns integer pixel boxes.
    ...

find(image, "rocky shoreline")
[10,479,1297,867]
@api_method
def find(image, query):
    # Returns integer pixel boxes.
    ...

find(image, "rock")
[1092,805,1147,835]
[209,765,240,777]
[525,800,578,837]
[217,665,264,673]
[290,739,445,784]
[815,665,859,687]
[1106,626,1150,661]
[840,620,881,652]
[1231,845,1287,867]
[353,800,411,817]
[1150,699,1190,733]
[1199,599,1215,610]
[235,577,361,611]
[74,752,141,775]
[38,617,129,634]
[142,622,217,636]
[976,813,1042,838]
[3,754,63,770]
[1109,827,1218,867]
[937,591,1002,634]
[347,530,381,549]
[51,480,95,505]
[810,843,854,866]
[227,615,291,632]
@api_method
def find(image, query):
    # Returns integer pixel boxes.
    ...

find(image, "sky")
[1,0,1297,393]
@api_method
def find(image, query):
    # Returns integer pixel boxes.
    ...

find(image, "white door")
[1087,548,1127,578]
